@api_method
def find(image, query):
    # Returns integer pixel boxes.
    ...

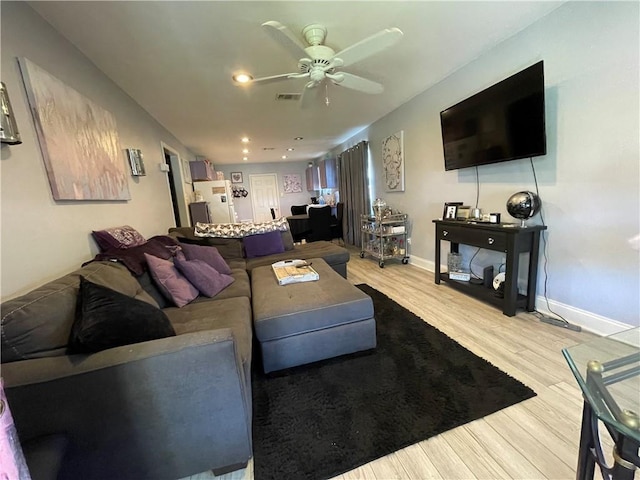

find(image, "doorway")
[161,142,190,227]
[249,173,280,222]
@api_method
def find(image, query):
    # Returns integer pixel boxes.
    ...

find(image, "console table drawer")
[439,225,507,251]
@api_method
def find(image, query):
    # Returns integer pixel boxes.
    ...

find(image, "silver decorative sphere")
[506,191,541,225]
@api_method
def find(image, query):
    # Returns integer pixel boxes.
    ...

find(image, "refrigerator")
[193,180,237,223]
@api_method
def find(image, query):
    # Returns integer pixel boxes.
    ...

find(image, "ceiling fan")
[249,21,403,107]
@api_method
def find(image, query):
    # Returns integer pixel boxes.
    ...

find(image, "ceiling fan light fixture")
[294,137,303,141]
[232,73,253,84]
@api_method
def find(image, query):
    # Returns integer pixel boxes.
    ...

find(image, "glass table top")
[562,327,640,441]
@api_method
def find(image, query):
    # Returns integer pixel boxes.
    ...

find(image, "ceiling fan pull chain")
[325,83,330,107]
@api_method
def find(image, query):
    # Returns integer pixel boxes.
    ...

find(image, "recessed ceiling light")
[241,137,250,143]
[242,148,249,154]
[243,157,248,161]
[286,148,294,151]
[232,73,253,84]
[294,137,303,141]
[282,155,287,159]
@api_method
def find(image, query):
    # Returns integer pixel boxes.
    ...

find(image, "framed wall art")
[382,130,404,192]
[126,148,146,176]
[18,57,130,200]
[283,174,302,193]
[231,172,243,183]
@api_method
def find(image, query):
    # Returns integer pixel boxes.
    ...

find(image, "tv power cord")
[531,311,582,332]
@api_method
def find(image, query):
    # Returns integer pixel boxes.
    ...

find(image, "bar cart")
[360,213,409,268]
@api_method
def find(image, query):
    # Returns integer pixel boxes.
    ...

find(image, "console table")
[433,220,547,316]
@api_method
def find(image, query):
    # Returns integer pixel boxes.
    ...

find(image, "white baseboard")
[409,254,633,336]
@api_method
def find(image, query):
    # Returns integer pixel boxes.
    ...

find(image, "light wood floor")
[188,250,630,480]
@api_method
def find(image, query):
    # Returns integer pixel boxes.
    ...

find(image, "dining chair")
[308,205,333,242]
[290,205,308,215]
[330,202,344,244]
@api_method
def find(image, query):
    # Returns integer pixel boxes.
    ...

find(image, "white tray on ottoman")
[251,258,376,373]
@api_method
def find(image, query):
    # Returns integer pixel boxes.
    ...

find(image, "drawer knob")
[443,230,448,236]
[488,237,495,245]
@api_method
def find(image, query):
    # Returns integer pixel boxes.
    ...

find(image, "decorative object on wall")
[18,57,130,200]
[232,185,249,198]
[126,148,145,176]
[382,130,404,192]
[0,82,22,145]
[283,174,302,194]
[231,172,243,183]
[182,159,192,183]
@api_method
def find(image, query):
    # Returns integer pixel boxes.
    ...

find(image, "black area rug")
[251,284,536,480]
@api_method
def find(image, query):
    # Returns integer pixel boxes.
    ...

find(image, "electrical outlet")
[407,238,412,245]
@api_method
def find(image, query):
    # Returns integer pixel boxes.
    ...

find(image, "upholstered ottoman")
[251,258,376,373]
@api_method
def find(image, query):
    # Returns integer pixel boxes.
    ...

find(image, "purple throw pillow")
[243,230,285,258]
[179,242,232,275]
[92,225,146,251]
[174,258,234,298]
[144,253,199,307]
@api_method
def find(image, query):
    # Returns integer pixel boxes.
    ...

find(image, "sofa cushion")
[245,241,350,272]
[174,258,234,298]
[190,268,250,302]
[243,231,285,258]
[92,225,146,251]
[164,296,252,365]
[68,277,176,354]
[145,254,199,308]
[1,262,158,363]
[179,242,232,275]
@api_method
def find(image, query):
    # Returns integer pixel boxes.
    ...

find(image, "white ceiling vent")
[275,93,302,101]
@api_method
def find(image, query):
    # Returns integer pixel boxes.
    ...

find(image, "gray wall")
[332,2,639,332]
[1,2,195,299]
[215,161,315,221]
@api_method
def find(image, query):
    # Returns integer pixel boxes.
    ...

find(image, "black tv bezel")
[440,61,546,171]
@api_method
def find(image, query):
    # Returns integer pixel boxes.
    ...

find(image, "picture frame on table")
[443,202,463,220]
[231,172,243,183]
[456,206,472,221]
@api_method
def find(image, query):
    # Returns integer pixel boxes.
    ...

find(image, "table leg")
[576,400,597,480]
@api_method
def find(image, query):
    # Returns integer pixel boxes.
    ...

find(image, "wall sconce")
[0,82,22,145]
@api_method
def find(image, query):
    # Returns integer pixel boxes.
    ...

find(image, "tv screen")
[440,61,546,171]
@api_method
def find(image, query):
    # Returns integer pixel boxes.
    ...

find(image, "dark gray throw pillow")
[68,277,176,354]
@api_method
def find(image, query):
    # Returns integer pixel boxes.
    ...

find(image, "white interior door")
[250,173,280,222]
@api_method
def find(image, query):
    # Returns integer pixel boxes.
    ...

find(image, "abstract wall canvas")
[382,130,405,192]
[19,58,130,200]
[283,174,302,193]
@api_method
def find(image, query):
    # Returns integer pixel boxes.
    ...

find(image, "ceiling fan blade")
[250,72,307,84]
[328,72,384,94]
[333,27,403,67]
[262,21,308,61]
[300,81,322,109]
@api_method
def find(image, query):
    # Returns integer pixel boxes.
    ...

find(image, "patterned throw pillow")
[194,217,289,239]
[92,225,147,251]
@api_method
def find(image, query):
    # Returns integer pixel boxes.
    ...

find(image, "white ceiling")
[29,1,564,165]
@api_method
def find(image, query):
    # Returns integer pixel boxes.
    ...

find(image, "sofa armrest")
[2,329,252,480]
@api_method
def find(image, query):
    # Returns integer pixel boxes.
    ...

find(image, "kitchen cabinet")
[319,157,337,188]
[306,165,319,191]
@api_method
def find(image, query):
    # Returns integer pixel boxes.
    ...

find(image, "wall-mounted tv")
[440,61,546,171]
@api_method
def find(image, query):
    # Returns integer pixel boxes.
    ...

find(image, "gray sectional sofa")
[1,226,349,480]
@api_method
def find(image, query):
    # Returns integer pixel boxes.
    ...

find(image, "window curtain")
[338,141,369,247]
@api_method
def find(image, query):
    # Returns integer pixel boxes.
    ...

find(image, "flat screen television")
[440,61,546,171]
